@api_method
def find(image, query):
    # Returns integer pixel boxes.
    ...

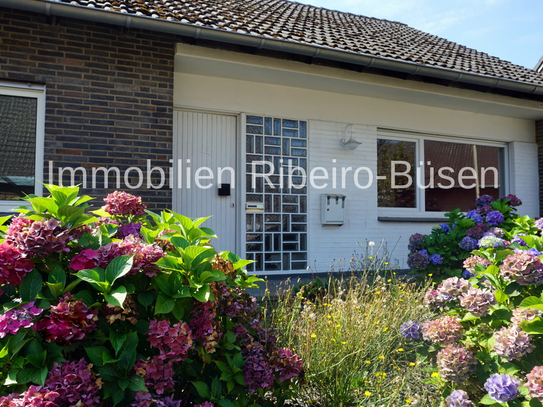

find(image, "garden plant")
[0,185,303,407]
[401,194,543,406]
[406,194,533,281]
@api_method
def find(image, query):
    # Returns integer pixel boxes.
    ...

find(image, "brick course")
[0,8,175,210]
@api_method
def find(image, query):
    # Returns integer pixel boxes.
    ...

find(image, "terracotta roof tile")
[51,0,543,85]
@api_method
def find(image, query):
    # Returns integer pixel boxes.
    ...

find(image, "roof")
[27,0,543,86]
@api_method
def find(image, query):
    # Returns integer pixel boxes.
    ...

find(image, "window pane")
[377,139,416,208]
[424,140,502,212]
[0,94,37,200]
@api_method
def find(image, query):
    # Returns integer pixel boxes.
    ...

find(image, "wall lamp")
[340,124,361,150]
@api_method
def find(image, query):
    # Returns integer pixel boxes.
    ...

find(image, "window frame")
[0,81,45,213]
[377,129,509,219]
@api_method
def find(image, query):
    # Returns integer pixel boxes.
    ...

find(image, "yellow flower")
[383,327,389,332]
[364,391,371,396]
[332,338,336,342]
[397,348,404,352]
[311,333,317,338]
[428,274,433,277]
[406,398,412,404]
[409,362,416,366]
[341,341,347,345]
[365,360,371,364]
[378,356,385,360]
[431,372,440,377]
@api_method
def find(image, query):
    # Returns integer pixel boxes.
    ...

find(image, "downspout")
[4,0,543,97]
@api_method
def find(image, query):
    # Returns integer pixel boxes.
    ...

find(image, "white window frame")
[377,129,509,219]
[0,81,45,213]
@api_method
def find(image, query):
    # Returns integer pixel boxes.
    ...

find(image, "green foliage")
[0,185,303,406]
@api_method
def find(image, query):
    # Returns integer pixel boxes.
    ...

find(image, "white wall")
[173,71,539,272]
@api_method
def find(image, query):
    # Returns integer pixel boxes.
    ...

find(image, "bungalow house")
[2,0,543,274]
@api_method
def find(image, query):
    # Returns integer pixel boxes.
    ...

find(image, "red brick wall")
[0,7,174,211]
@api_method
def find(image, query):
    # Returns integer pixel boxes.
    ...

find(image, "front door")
[174,110,238,253]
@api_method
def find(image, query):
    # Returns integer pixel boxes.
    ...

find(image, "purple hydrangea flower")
[408,233,425,252]
[419,249,429,256]
[511,234,527,246]
[493,326,534,361]
[459,286,496,317]
[478,205,493,216]
[117,222,142,238]
[429,254,443,265]
[466,224,489,240]
[486,210,505,226]
[535,218,543,230]
[484,374,520,402]
[478,235,506,249]
[422,316,463,345]
[459,236,478,251]
[476,194,494,207]
[400,321,421,341]
[436,277,469,302]
[501,194,522,207]
[500,251,543,285]
[446,389,474,407]
[407,252,429,270]
[488,227,505,238]
[0,302,43,338]
[437,224,450,233]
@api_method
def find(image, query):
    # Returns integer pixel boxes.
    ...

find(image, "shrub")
[403,218,543,406]
[0,185,303,406]
[406,194,536,280]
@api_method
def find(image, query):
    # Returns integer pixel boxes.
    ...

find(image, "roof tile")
[49,0,543,85]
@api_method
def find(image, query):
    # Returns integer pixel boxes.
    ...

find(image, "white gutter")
[5,0,543,97]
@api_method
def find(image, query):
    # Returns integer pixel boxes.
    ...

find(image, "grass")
[265,251,441,406]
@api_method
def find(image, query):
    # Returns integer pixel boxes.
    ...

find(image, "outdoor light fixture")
[340,124,361,150]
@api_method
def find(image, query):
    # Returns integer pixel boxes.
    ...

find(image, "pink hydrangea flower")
[436,277,470,302]
[103,191,146,217]
[463,255,490,273]
[0,243,35,286]
[510,307,543,327]
[493,326,534,361]
[271,347,304,382]
[134,357,176,395]
[6,217,72,259]
[0,302,42,338]
[190,301,222,354]
[459,286,496,317]
[436,344,477,383]
[422,316,463,345]
[44,359,101,406]
[500,251,543,285]
[68,249,100,271]
[34,294,98,345]
[526,365,543,402]
[1,385,60,407]
[147,320,193,362]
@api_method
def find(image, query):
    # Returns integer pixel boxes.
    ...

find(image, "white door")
[174,111,238,253]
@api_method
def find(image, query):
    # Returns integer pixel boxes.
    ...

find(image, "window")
[0,83,45,212]
[377,131,506,215]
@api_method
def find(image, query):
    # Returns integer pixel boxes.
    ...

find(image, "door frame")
[172,108,245,256]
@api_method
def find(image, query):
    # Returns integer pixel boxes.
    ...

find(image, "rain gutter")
[5,0,543,97]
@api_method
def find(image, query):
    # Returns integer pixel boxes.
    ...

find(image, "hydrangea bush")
[401,196,543,406]
[0,185,303,406]
[406,194,535,281]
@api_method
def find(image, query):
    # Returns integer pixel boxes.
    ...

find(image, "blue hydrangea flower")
[439,224,451,233]
[400,320,421,341]
[446,389,474,407]
[486,210,505,226]
[476,194,494,207]
[478,235,506,248]
[462,269,475,279]
[407,252,429,270]
[466,210,484,224]
[459,236,478,251]
[429,254,443,265]
[419,249,429,257]
[527,247,542,256]
[511,234,527,246]
[484,374,520,402]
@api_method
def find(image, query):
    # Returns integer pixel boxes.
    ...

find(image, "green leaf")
[172,301,185,320]
[104,286,127,309]
[155,294,175,314]
[191,285,212,303]
[46,282,64,299]
[30,197,59,214]
[74,290,95,306]
[75,268,103,285]
[128,375,147,392]
[520,318,543,334]
[200,270,226,284]
[212,376,222,398]
[110,331,128,356]
[138,292,155,308]
[48,266,66,287]
[233,352,244,369]
[192,381,211,399]
[170,236,190,251]
[479,394,499,405]
[193,216,211,228]
[155,274,174,296]
[118,332,138,373]
[519,386,530,397]
[105,255,133,286]
[58,205,85,222]
[200,227,217,238]
[494,290,508,304]
[19,269,42,302]
[520,296,543,309]
[156,256,184,271]
[218,400,236,407]
[85,346,107,366]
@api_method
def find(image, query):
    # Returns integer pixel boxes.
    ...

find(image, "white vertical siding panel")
[510,141,539,218]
